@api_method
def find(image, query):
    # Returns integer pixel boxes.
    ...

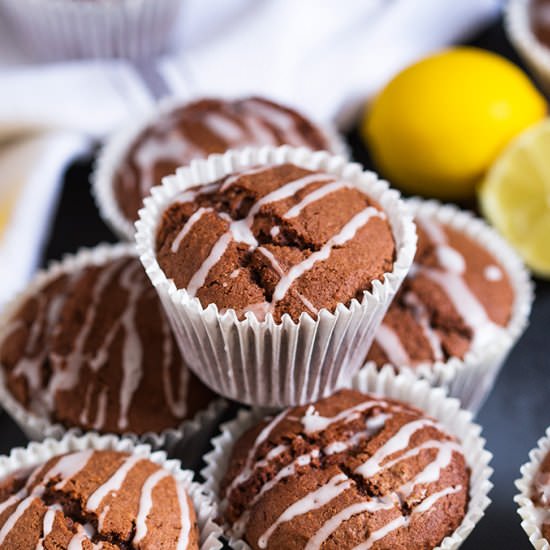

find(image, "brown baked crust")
[0,450,199,549]
[367,214,515,367]
[155,163,395,322]
[114,96,336,223]
[0,256,214,435]
[220,389,469,549]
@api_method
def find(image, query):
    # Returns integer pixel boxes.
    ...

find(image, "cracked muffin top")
[0,254,214,435]
[0,450,198,549]
[114,96,337,224]
[366,213,514,367]
[220,389,469,550]
[155,163,396,322]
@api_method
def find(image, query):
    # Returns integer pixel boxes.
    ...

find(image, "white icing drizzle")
[117,261,145,431]
[0,495,35,545]
[301,399,395,434]
[247,174,333,222]
[9,281,69,397]
[374,324,411,366]
[134,127,199,195]
[186,232,233,297]
[203,112,245,143]
[133,469,170,544]
[35,506,60,550]
[92,388,108,432]
[323,414,391,456]
[219,166,275,192]
[47,260,122,410]
[97,505,110,531]
[270,226,280,238]
[403,292,444,362]
[257,473,352,548]
[171,207,213,253]
[355,419,439,478]
[86,455,142,511]
[284,179,349,218]
[437,245,465,274]
[66,524,92,550]
[223,410,288,504]
[350,485,462,550]
[304,497,395,550]
[45,450,94,492]
[484,264,503,281]
[244,99,305,145]
[415,216,503,349]
[232,449,321,537]
[271,207,385,303]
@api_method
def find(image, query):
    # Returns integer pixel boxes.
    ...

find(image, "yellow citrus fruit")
[479,119,550,278]
[363,47,547,200]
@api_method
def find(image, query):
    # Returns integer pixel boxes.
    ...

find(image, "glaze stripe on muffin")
[368,212,514,367]
[156,163,394,322]
[0,450,197,548]
[220,390,469,549]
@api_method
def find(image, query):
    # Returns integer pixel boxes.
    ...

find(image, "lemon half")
[479,119,550,278]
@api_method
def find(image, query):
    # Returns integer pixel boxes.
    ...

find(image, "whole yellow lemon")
[363,47,547,200]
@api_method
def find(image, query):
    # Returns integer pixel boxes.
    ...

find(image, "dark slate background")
[1,16,548,548]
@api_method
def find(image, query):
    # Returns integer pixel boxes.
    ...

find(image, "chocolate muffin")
[0,253,214,435]
[220,389,469,549]
[114,97,338,225]
[530,450,550,541]
[155,163,395,322]
[367,213,515,367]
[0,449,198,549]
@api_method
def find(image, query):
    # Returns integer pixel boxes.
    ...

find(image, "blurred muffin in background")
[1,0,183,61]
[94,96,345,239]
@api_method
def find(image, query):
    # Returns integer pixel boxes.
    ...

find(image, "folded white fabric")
[0,0,501,309]
[0,62,153,307]
[163,0,502,125]
[0,132,90,307]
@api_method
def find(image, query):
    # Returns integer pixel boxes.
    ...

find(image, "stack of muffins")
[0,95,534,548]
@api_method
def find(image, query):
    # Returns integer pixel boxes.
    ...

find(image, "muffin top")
[531,450,550,541]
[220,389,469,550]
[0,254,214,435]
[367,213,514,367]
[114,96,336,224]
[155,163,395,322]
[0,449,198,549]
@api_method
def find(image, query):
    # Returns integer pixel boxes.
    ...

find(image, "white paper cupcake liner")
[516,427,550,549]
[0,0,182,61]
[0,242,227,451]
[361,198,533,414]
[0,431,223,549]
[201,365,493,549]
[93,96,350,241]
[506,0,550,94]
[135,145,417,407]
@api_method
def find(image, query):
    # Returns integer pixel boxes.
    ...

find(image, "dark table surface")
[1,15,549,549]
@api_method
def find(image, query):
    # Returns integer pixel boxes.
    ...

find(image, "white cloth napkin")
[0,0,501,308]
